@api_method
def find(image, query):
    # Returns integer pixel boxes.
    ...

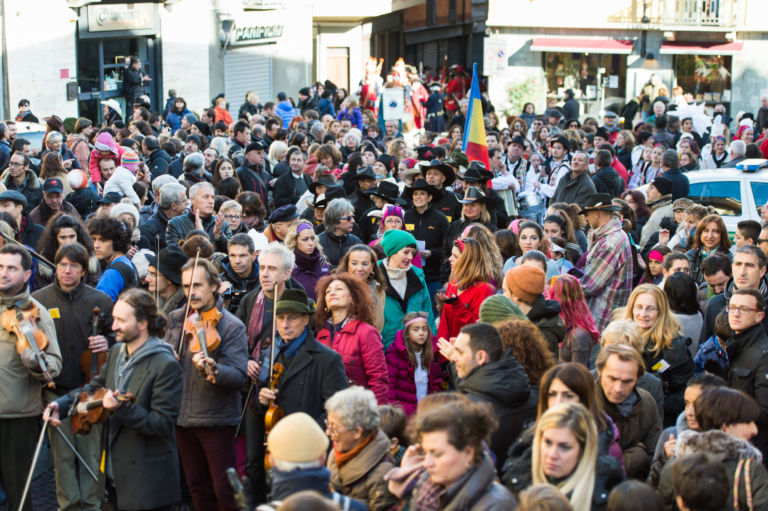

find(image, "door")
[326,47,350,91]
[224,45,273,120]
[77,37,158,123]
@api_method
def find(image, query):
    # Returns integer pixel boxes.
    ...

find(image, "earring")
[465,461,471,469]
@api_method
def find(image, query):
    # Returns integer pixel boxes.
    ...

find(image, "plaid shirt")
[580,218,633,330]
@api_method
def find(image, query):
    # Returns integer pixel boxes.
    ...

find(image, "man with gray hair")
[724,139,747,169]
[660,148,689,200]
[317,198,362,266]
[166,181,231,251]
[180,151,207,188]
[551,150,597,208]
[140,181,187,249]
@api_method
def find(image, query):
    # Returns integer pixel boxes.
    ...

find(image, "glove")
[20,348,39,370]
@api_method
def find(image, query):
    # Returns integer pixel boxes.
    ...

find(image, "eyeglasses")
[7,162,24,167]
[223,215,241,221]
[57,262,83,272]
[759,239,768,244]
[727,305,762,315]
[340,215,355,222]
[324,418,347,436]
[632,305,659,314]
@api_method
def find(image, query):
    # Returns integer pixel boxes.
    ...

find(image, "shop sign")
[87,4,154,32]
[232,24,284,44]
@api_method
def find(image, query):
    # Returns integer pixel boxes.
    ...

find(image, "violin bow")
[0,231,56,270]
[154,235,160,305]
[269,280,280,383]
[175,248,201,357]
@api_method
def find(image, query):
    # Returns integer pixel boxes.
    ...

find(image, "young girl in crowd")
[385,311,443,416]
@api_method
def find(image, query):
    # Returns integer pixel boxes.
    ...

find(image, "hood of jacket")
[94,132,119,156]
[5,169,41,191]
[527,295,562,323]
[271,466,333,501]
[276,101,295,115]
[220,256,259,288]
[676,429,762,463]
[459,350,531,409]
[149,149,172,164]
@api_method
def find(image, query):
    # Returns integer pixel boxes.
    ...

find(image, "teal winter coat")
[378,262,436,350]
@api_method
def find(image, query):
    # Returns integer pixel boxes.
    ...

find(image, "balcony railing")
[607,0,742,27]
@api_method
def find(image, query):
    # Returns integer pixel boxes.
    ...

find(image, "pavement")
[0,440,59,511]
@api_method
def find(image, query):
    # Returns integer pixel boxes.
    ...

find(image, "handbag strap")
[734,458,754,510]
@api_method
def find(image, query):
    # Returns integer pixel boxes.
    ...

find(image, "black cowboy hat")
[308,170,337,194]
[458,161,494,183]
[509,135,526,148]
[363,180,406,206]
[351,165,378,181]
[145,246,188,286]
[404,177,442,203]
[307,185,346,209]
[550,135,571,151]
[457,186,492,206]
[579,193,622,215]
[419,159,456,187]
[444,150,469,170]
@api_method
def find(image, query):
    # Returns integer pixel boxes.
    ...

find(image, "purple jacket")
[291,248,331,302]
[385,330,443,416]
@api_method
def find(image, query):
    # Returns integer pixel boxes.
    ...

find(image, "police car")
[639,159,768,234]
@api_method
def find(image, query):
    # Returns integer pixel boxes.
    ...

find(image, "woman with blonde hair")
[284,221,331,302]
[530,403,623,510]
[267,141,289,168]
[437,237,496,340]
[461,222,504,288]
[621,285,693,426]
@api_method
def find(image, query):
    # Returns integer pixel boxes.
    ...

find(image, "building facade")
[483,0,768,123]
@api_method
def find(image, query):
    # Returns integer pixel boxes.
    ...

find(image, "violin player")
[45,288,181,511]
[166,257,248,511]
[0,244,61,511]
[254,288,348,499]
[33,242,113,510]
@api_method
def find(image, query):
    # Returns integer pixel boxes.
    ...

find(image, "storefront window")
[674,55,731,104]
[543,53,626,99]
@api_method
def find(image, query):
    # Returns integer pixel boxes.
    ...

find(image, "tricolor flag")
[461,63,489,169]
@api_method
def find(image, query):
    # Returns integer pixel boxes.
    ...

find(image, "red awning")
[660,41,744,55]
[530,37,634,54]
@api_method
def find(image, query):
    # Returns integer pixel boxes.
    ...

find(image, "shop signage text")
[87,4,155,32]
[232,24,284,44]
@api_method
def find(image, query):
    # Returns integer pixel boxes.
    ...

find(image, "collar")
[54,278,85,300]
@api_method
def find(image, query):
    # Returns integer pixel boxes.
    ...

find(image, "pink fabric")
[385,330,443,415]
[316,319,390,405]
[88,133,124,184]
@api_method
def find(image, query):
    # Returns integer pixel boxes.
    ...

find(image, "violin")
[70,387,135,435]
[81,307,107,384]
[263,362,285,471]
[1,301,55,388]
[185,307,221,383]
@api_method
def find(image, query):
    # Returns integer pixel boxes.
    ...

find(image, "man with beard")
[46,289,182,511]
[167,258,248,511]
[0,245,61,511]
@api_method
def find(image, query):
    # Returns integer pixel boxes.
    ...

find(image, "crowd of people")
[2,55,768,511]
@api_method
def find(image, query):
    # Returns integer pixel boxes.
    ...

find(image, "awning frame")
[659,41,744,56]
[530,37,635,55]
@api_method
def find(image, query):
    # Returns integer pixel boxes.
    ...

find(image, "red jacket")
[385,330,443,415]
[316,319,389,405]
[437,282,496,341]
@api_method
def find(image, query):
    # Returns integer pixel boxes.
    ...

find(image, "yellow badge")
[405,224,415,231]
[49,308,60,319]
[446,216,452,222]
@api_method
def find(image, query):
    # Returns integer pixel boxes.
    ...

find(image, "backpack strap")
[108,259,139,291]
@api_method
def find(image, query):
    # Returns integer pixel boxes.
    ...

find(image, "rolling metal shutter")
[224,44,273,118]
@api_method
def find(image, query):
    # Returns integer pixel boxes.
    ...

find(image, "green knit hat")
[478,294,527,324]
[380,229,417,258]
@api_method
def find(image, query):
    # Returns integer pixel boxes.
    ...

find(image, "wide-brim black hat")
[307,185,346,208]
[404,177,442,203]
[458,161,494,183]
[308,172,337,194]
[420,159,456,187]
[509,135,526,148]
[363,180,406,206]
[457,186,492,205]
[579,193,622,214]
[145,246,188,286]
[351,165,378,181]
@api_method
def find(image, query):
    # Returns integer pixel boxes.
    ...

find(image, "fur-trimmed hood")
[676,429,762,463]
